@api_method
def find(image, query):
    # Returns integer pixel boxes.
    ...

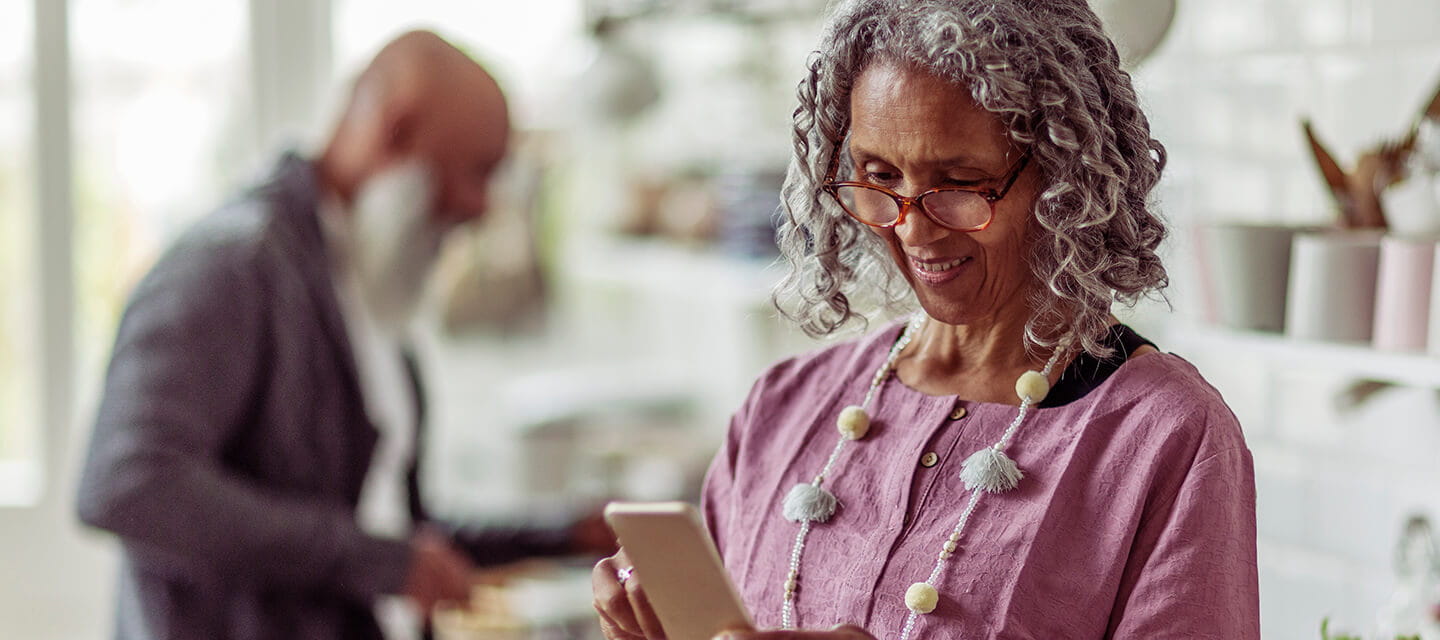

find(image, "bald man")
[77,31,595,640]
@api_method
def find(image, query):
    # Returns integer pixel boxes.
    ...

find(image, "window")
[0,0,38,504]
[70,0,252,386]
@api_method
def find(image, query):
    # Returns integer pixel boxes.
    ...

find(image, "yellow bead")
[836,405,871,440]
[905,582,939,614]
[1015,370,1050,403]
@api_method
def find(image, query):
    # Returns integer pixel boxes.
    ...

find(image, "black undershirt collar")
[1039,324,1156,408]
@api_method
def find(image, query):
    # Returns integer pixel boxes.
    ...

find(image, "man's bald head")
[320,30,510,225]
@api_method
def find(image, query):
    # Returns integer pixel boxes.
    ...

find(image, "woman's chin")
[912,297,981,327]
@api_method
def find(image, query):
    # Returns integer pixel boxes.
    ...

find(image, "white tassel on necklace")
[782,483,838,523]
[960,446,1024,493]
[958,368,1053,493]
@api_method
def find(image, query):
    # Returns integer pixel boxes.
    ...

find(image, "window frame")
[5,0,333,509]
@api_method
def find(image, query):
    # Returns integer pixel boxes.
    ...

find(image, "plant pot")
[1424,245,1440,356]
[1373,235,1436,351]
[1285,230,1384,343]
[1198,223,1302,332]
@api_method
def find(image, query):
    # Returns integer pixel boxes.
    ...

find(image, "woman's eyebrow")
[853,156,1004,178]
[848,145,1002,172]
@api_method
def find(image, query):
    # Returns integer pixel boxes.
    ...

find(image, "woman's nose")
[893,199,948,247]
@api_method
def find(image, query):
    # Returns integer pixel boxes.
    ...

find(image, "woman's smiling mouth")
[908,255,973,285]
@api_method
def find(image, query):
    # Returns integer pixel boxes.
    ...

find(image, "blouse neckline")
[883,321,1161,411]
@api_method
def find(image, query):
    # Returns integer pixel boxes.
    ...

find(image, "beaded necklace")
[778,314,1066,639]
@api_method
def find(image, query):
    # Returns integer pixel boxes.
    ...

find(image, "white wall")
[1136,0,1440,637]
[0,477,118,640]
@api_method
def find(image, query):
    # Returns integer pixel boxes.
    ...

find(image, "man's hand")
[569,510,620,556]
[402,528,475,615]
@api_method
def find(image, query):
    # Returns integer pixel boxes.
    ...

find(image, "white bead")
[785,578,797,593]
[1016,370,1050,403]
[836,405,871,440]
[943,540,957,553]
[939,549,951,560]
[948,531,961,543]
[905,582,939,614]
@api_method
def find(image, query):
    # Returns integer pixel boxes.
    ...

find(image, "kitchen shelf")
[1177,325,1440,387]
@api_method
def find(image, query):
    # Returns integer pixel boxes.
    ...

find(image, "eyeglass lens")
[836,186,991,229]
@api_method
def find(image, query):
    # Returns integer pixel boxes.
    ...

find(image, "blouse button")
[920,452,940,468]
[948,405,968,420]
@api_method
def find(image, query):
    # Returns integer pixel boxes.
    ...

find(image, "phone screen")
[604,501,755,640]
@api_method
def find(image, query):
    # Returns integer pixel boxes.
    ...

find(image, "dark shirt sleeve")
[76,228,411,603]
[442,520,575,567]
[399,353,576,567]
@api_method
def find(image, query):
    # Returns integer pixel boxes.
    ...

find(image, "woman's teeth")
[915,258,966,272]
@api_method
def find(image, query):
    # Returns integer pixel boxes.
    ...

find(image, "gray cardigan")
[77,154,570,640]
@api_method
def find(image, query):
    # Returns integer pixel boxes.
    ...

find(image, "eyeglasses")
[821,148,1031,232]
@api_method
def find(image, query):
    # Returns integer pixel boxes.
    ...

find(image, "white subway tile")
[1308,51,1432,154]
[1158,0,1204,55]
[1364,0,1440,45]
[1384,469,1440,528]
[1348,0,1379,46]
[1337,387,1440,469]
[1194,158,1279,219]
[1302,468,1410,567]
[1258,540,1354,639]
[1278,166,1338,225]
[1398,50,1440,120]
[1292,0,1355,48]
[1201,358,1279,438]
[1192,0,1273,54]
[1274,373,1351,448]
[1239,103,1309,161]
[1256,450,1316,545]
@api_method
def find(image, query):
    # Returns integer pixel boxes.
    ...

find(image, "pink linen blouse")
[701,323,1259,639]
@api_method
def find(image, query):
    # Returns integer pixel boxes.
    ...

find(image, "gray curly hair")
[772,0,1169,359]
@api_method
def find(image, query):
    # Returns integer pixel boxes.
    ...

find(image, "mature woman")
[593,1,1258,638]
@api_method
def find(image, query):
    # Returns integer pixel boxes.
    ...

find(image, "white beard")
[348,160,450,334]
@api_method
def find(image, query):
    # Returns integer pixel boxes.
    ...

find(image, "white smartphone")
[603,501,755,640]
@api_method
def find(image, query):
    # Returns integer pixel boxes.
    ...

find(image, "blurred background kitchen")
[3,0,1440,638]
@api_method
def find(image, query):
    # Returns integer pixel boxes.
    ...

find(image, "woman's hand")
[713,624,876,639]
[592,548,666,639]
[592,550,873,640]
